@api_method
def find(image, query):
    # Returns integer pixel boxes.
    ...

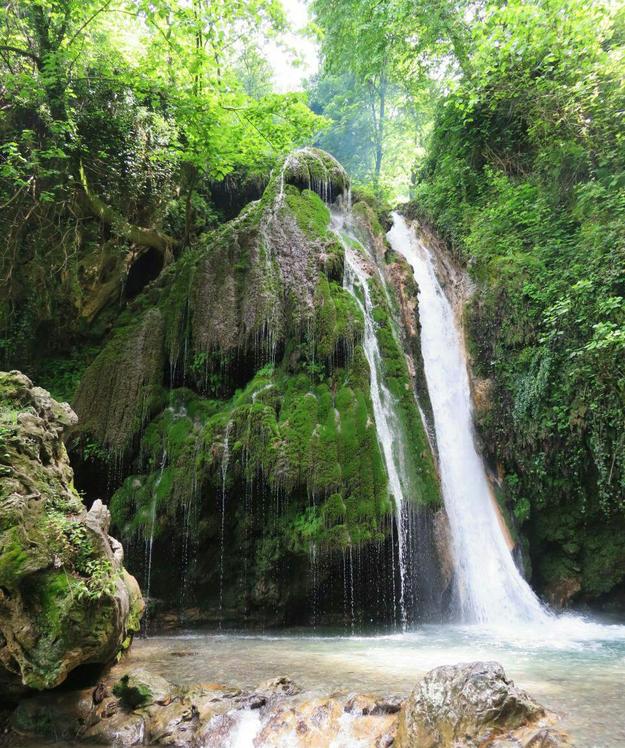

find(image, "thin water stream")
[337,213,411,626]
[219,421,233,625]
[143,449,167,636]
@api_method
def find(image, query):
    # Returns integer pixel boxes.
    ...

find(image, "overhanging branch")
[78,162,180,255]
[0,45,42,66]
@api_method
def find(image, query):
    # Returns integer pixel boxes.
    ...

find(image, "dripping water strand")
[335,212,410,628]
[219,421,233,628]
[144,448,167,637]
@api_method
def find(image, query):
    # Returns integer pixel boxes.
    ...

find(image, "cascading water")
[387,212,549,625]
[337,214,412,626]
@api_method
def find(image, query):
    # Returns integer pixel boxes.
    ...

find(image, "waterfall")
[337,215,411,626]
[387,212,549,625]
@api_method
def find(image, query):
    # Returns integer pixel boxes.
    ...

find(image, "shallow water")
[122,616,625,747]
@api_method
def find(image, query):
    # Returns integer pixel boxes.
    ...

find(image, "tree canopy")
[0,0,326,362]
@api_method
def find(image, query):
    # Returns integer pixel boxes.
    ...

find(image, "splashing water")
[225,708,263,747]
[387,212,549,625]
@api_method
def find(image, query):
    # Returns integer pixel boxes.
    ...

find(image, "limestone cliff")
[69,149,442,626]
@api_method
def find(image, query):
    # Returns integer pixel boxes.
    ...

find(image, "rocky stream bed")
[8,659,570,747]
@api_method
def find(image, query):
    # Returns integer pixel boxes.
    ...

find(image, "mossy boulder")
[281,147,350,200]
[0,371,143,697]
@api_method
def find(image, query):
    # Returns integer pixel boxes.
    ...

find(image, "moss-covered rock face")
[70,149,442,626]
[0,371,143,697]
[281,147,350,202]
[72,151,351,456]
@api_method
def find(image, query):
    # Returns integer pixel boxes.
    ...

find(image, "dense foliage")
[411,0,625,601]
[308,0,471,195]
[0,0,324,367]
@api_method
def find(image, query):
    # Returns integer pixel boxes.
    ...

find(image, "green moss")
[368,276,440,506]
[0,528,29,588]
[113,673,153,709]
[34,571,73,638]
[285,186,331,239]
[111,349,395,553]
[281,147,350,198]
[312,277,362,362]
[321,493,347,522]
[353,200,384,239]
[19,569,117,689]
[321,236,345,282]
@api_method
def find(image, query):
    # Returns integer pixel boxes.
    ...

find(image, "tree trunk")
[374,74,387,190]
[78,163,179,257]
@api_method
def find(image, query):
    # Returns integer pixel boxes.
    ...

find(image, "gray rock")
[397,661,555,747]
[83,709,146,746]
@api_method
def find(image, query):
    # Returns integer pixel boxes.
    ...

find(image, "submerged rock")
[0,371,143,697]
[83,708,147,746]
[397,661,570,747]
[255,692,398,747]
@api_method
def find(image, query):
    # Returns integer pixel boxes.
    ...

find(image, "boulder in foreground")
[0,371,143,696]
[397,660,571,747]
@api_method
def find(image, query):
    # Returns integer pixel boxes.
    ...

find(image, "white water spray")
[387,212,549,625]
